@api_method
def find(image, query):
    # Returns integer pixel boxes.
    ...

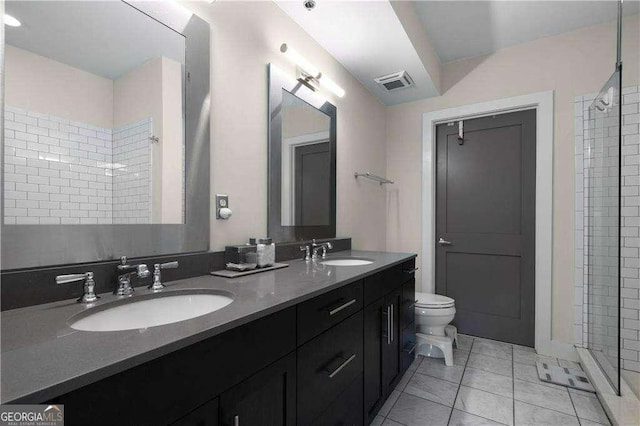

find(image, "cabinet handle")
[386,305,391,345]
[328,354,356,379]
[391,303,394,343]
[328,299,357,316]
[403,267,419,274]
[233,415,239,426]
[403,343,417,354]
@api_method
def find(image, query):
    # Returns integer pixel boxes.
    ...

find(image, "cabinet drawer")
[401,258,417,284]
[312,375,363,426]
[401,278,416,329]
[298,280,363,345]
[364,265,402,306]
[297,311,364,425]
[400,323,417,375]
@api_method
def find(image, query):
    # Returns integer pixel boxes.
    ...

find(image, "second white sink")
[69,289,234,332]
[321,258,374,266]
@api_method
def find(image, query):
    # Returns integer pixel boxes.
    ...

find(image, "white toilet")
[414,292,458,366]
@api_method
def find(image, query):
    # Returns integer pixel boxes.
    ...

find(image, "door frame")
[421,91,573,359]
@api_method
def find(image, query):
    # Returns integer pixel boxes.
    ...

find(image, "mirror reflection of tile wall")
[3,0,185,225]
[5,107,152,225]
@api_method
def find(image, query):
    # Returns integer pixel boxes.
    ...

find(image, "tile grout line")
[384,355,420,424]
[446,336,475,425]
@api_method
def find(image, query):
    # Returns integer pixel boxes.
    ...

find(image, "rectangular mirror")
[268,64,336,242]
[5,0,185,225]
[1,1,210,269]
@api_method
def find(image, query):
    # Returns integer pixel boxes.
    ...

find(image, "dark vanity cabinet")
[49,258,415,426]
[363,261,416,424]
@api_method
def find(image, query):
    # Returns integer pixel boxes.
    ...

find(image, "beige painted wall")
[114,56,183,223]
[385,15,640,344]
[160,57,185,224]
[184,0,388,252]
[5,45,113,128]
[282,102,330,139]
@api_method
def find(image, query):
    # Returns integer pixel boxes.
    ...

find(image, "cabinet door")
[172,398,219,426]
[363,297,385,422]
[312,375,363,426]
[382,288,401,391]
[400,278,416,331]
[220,352,296,426]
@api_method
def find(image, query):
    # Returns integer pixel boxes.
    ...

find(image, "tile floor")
[371,334,611,426]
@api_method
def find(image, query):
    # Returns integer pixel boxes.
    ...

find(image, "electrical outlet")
[216,194,230,219]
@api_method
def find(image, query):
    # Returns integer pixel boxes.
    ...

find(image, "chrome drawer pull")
[328,354,357,379]
[386,306,391,345]
[328,299,357,316]
[403,343,417,354]
[403,267,419,274]
[234,415,240,426]
[391,303,394,343]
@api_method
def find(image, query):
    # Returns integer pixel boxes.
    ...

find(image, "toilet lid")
[415,292,455,308]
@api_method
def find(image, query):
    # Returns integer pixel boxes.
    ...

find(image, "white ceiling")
[5,1,186,80]
[415,0,640,63]
[275,0,440,106]
[275,1,638,105]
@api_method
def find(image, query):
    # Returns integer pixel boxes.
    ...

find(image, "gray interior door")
[294,142,330,225]
[435,110,536,347]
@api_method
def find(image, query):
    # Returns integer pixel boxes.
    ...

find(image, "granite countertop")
[1,250,416,404]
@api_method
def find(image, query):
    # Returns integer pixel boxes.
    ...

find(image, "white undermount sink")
[320,258,374,266]
[68,289,234,332]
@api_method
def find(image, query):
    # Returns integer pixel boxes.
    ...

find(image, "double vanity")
[1,250,417,425]
[0,3,415,425]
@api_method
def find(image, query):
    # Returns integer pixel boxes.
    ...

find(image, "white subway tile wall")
[574,85,640,374]
[3,107,152,225]
[112,118,153,224]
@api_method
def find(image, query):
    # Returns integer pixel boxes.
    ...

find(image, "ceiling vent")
[374,71,414,92]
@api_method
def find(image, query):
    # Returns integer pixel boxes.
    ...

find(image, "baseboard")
[577,348,640,426]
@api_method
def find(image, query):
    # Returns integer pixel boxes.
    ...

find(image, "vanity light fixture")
[280,43,345,98]
[4,14,21,27]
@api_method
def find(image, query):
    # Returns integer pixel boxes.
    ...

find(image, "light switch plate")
[215,194,229,219]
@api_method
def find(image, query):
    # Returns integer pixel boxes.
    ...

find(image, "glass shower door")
[584,69,621,394]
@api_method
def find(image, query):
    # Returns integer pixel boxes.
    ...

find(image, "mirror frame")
[0,2,211,270]
[267,64,337,243]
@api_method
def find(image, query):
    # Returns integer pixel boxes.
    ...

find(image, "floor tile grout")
[378,334,609,426]
[446,335,474,425]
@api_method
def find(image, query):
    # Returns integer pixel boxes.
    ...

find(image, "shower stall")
[584,68,622,394]
[581,0,639,398]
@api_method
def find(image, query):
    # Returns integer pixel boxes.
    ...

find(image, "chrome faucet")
[149,261,179,291]
[312,239,333,260]
[56,271,99,303]
[115,256,150,297]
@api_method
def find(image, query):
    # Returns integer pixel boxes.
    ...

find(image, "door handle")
[438,238,452,246]
[233,415,239,426]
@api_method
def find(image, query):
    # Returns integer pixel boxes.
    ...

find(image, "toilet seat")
[415,292,455,309]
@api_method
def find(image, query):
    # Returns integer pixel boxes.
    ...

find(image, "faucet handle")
[149,261,178,291]
[300,245,311,261]
[56,272,91,285]
[56,272,99,304]
[160,261,179,269]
